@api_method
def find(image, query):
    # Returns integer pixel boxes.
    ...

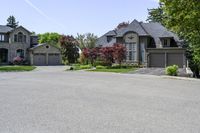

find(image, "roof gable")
[116,20,149,37]
[0,25,13,33]
[14,26,31,34]
[30,43,60,51]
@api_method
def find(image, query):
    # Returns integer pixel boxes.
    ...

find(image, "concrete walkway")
[34,65,70,72]
[130,68,188,76]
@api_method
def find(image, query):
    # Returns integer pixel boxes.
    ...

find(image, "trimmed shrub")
[13,56,24,65]
[80,64,92,69]
[111,64,134,69]
[165,65,179,76]
[96,65,106,69]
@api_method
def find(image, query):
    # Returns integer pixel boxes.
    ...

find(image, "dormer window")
[162,38,170,47]
[163,39,168,47]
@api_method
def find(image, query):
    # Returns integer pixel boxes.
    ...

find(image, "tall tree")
[76,33,98,49]
[160,0,200,78]
[38,32,61,47]
[6,15,19,28]
[59,35,79,64]
[146,3,165,25]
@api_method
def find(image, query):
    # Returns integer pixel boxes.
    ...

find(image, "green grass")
[67,64,92,71]
[88,68,136,73]
[0,66,36,72]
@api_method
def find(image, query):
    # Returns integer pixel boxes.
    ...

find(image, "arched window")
[18,32,23,42]
[16,49,24,58]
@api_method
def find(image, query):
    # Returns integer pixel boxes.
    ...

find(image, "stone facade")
[0,26,31,64]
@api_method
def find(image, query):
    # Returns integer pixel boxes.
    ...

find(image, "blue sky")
[0,0,159,36]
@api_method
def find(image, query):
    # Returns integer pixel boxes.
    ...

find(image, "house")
[96,20,186,68]
[0,25,61,66]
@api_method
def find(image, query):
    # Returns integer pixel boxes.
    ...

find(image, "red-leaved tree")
[100,47,114,66]
[113,43,127,65]
[59,35,79,64]
[82,48,99,66]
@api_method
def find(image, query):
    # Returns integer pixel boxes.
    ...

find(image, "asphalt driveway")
[0,70,199,133]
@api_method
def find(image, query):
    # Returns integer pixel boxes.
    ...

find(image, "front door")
[0,48,8,64]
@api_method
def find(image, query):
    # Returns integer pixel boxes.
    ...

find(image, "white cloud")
[23,0,65,29]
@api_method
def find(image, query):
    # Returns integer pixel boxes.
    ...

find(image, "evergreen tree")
[6,15,19,28]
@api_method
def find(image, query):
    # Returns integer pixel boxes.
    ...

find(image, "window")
[23,35,26,43]
[163,39,170,47]
[0,34,5,41]
[107,36,112,43]
[14,32,27,43]
[18,32,23,42]
[14,35,17,42]
[126,43,136,61]
[16,49,24,58]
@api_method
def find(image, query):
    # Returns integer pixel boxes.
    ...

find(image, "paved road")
[0,70,200,133]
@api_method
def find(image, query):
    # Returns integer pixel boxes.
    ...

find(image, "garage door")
[149,53,165,67]
[48,53,60,65]
[167,53,184,68]
[33,53,46,66]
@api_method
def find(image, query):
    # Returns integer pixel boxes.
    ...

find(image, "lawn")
[68,64,137,73]
[88,68,137,73]
[0,66,36,72]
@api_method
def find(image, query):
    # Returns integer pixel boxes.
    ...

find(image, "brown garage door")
[149,53,165,67]
[48,53,60,65]
[167,53,184,68]
[33,53,46,66]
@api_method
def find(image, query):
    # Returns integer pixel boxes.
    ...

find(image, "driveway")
[0,70,199,133]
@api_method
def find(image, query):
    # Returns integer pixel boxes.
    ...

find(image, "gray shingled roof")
[96,30,117,47]
[141,22,181,46]
[96,20,181,47]
[0,25,13,33]
[116,20,149,37]
[106,30,116,36]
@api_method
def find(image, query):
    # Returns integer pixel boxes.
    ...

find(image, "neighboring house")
[29,43,61,66]
[96,20,186,68]
[0,25,61,66]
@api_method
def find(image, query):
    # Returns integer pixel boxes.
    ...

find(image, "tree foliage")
[59,35,79,64]
[99,47,114,66]
[82,48,99,65]
[160,0,200,78]
[115,22,129,30]
[6,15,18,28]
[81,44,126,67]
[113,43,127,65]
[38,32,61,47]
[146,3,165,25]
[76,33,98,49]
